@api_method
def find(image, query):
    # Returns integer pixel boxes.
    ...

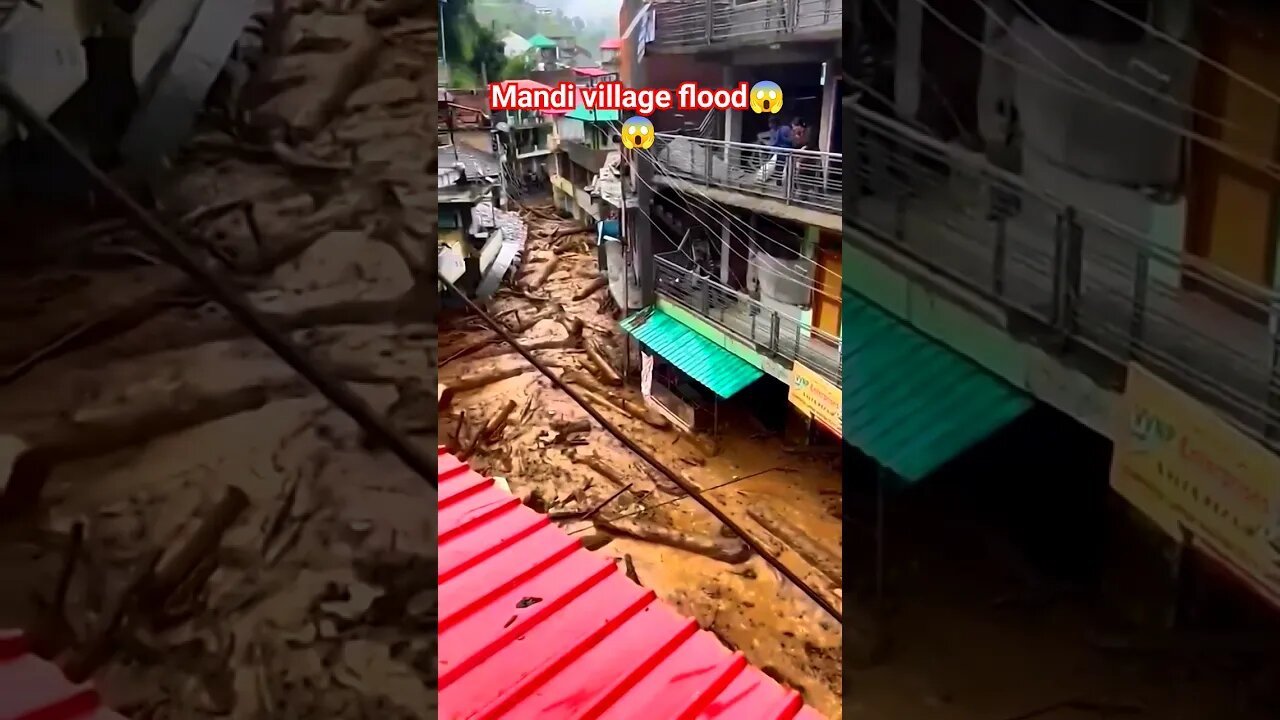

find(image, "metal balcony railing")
[652,0,841,49]
[655,253,842,385]
[846,102,1280,452]
[652,134,842,214]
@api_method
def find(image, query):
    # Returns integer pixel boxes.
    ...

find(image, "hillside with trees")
[443,0,615,86]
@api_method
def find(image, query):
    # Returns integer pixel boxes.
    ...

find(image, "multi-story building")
[617,0,843,439]
[846,0,1280,613]
[599,37,621,74]
[549,70,623,222]
[528,32,593,71]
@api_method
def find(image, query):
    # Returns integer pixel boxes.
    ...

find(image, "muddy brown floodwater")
[438,202,845,717]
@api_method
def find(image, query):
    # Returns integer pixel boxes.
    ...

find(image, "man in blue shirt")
[767,116,793,148]
[597,208,622,273]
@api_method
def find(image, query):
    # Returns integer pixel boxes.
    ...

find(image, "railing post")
[1268,306,1280,442]
[697,277,711,315]
[704,0,713,43]
[769,311,781,353]
[704,142,713,182]
[848,109,860,217]
[1128,247,1149,359]
[783,154,795,204]
[1052,207,1084,336]
[992,215,1007,297]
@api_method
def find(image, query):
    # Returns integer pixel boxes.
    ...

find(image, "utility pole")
[439,0,448,66]
[630,37,655,306]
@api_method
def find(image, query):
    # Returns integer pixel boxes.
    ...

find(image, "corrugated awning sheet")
[438,449,825,719]
[843,291,1031,482]
[621,308,763,399]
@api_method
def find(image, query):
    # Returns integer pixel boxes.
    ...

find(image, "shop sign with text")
[1111,363,1280,606]
[788,363,841,436]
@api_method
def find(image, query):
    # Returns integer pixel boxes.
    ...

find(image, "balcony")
[653,134,841,215]
[651,0,841,51]
[655,253,841,385]
[562,139,611,173]
[846,103,1280,452]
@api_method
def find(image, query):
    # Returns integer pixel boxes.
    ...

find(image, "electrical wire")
[440,276,843,623]
[618,140,838,298]
[565,470,779,536]
[633,164,844,303]
[909,0,1280,181]
[0,83,440,489]
[1001,0,1254,137]
[629,141,845,296]
[606,115,829,258]
[1082,0,1280,108]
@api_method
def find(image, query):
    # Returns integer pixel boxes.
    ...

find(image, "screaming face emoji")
[749,81,783,114]
[620,116,655,150]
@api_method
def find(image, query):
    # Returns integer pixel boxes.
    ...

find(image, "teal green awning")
[566,106,621,122]
[622,309,762,399]
[527,33,556,49]
[843,291,1031,482]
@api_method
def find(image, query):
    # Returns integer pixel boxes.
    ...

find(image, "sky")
[549,0,621,23]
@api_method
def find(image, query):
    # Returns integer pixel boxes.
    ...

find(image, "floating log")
[577,453,630,488]
[461,399,518,459]
[594,516,752,564]
[573,276,608,301]
[584,340,621,386]
[467,335,580,361]
[748,505,842,587]
[525,255,561,289]
[448,366,532,393]
[575,387,668,430]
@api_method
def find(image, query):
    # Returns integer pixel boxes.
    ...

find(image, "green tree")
[443,0,508,86]
[499,54,535,81]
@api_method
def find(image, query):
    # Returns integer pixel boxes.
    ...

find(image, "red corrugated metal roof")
[437,448,826,719]
[0,632,128,720]
[600,37,622,50]
[572,67,613,78]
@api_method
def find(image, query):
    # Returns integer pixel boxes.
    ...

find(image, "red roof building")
[437,449,825,719]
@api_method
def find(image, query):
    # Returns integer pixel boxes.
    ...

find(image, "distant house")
[503,31,531,58]
[527,33,559,70]
[599,37,621,72]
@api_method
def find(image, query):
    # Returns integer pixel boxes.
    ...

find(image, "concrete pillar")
[719,225,732,285]
[819,60,837,155]
[723,65,741,159]
[894,0,923,118]
[633,55,656,306]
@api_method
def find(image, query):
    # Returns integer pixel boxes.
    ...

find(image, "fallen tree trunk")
[467,335,580,360]
[461,399,518,459]
[447,366,532,393]
[576,387,669,429]
[594,516,751,564]
[552,223,590,239]
[577,453,629,488]
[584,340,621,386]
[573,276,608,301]
[748,505,842,587]
[524,255,560,289]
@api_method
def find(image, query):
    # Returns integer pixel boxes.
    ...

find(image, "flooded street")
[438,201,845,716]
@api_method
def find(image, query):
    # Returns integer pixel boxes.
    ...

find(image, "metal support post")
[1129,247,1149,360]
[1052,206,1083,336]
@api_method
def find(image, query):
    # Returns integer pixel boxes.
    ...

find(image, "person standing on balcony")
[756,117,793,185]
[597,206,622,276]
